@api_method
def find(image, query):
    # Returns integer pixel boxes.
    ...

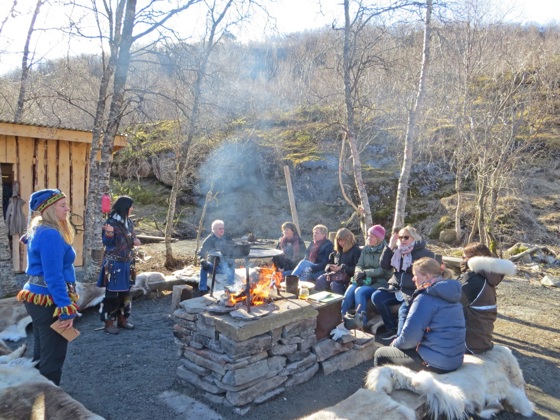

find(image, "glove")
[355,272,366,286]
[201,260,211,271]
[330,324,351,341]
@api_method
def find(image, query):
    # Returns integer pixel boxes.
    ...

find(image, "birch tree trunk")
[393,0,432,230]
[14,0,45,122]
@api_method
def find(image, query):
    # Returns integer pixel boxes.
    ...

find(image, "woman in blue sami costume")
[17,189,78,385]
[97,196,141,334]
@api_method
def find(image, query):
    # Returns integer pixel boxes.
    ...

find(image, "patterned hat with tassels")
[29,189,66,213]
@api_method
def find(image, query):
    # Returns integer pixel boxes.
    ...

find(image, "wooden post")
[284,166,301,235]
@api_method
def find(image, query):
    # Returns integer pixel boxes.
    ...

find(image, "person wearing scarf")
[341,225,392,324]
[290,224,334,281]
[273,222,306,275]
[97,196,141,334]
[371,225,434,341]
[17,189,78,385]
[374,257,465,373]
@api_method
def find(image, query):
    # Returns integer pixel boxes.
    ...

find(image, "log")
[136,234,177,243]
[508,246,542,262]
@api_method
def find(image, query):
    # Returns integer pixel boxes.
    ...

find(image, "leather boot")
[104,320,119,335]
[117,315,135,330]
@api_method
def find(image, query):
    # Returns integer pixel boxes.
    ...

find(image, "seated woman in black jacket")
[315,228,361,295]
[290,225,334,281]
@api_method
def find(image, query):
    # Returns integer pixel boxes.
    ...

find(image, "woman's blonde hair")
[29,204,75,245]
[413,257,453,280]
[400,225,422,242]
[334,228,356,252]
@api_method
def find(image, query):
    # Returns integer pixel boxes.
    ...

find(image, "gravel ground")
[7,240,559,419]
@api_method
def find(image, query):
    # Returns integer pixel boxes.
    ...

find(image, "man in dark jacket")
[460,243,516,354]
[197,220,235,295]
[371,226,434,340]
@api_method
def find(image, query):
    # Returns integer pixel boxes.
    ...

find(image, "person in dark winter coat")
[315,228,361,295]
[371,225,434,340]
[97,196,141,334]
[273,222,306,275]
[341,225,392,321]
[460,242,516,354]
[290,225,334,281]
[374,257,466,373]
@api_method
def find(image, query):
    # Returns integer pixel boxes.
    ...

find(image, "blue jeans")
[371,289,400,332]
[315,274,347,295]
[199,261,235,290]
[290,260,322,281]
[341,284,376,321]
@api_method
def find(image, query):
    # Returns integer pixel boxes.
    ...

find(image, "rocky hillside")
[111,121,560,251]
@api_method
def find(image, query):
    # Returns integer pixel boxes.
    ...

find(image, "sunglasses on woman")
[398,235,410,240]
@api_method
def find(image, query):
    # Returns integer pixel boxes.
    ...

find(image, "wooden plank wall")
[0,135,89,272]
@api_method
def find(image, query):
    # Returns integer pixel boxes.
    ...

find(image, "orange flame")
[227,265,283,307]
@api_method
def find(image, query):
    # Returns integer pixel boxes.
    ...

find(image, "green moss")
[508,243,529,256]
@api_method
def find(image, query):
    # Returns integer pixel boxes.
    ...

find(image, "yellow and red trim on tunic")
[17,289,80,317]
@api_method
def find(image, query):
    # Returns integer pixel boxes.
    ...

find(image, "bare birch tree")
[392,0,432,230]
[80,0,201,282]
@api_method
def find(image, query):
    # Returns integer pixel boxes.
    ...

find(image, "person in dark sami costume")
[97,196,141,334]
[17,189,79,385]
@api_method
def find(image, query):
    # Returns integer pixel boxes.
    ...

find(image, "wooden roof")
[0,121,127,149]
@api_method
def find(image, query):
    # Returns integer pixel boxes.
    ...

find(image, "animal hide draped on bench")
[0,297,32,341]
[365,345,534,419]
[0,340,104,419]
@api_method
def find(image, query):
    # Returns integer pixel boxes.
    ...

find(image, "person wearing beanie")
[341,225,392,326]
[17,188,78,385]
[460,242,516,354]
[96,196,141,334]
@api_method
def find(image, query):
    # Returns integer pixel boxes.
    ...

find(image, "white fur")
[0,297,32,342]
[365,346,533,419]
[0,340,104,419]
[76,281,105,310]
[468,257,516,277]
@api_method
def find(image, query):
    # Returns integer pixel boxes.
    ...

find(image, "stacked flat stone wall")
[172,296,379,412]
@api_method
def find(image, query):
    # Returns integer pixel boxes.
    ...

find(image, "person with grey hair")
[290,224,334,281]
[371,225,434,341]
[197,220,235,296]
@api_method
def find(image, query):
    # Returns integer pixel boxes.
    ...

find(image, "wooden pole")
[284,165,301,235]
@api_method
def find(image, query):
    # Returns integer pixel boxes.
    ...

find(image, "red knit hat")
[368,225,386,240]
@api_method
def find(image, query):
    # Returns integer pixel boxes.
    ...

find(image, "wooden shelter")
[0,121,127,272]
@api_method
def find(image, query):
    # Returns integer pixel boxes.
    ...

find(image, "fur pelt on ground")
[365,345,534,419]
[0,340,104,420]
[0,297,32,342]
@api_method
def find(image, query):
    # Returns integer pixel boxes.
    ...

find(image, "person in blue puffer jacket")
[17,189,78,385]
[374,257,466,373]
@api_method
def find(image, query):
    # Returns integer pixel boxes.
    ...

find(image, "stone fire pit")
[172,294,379,411]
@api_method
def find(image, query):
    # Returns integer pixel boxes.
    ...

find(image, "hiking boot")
[104,320,120,335]
[194,289,209,298]
[117,315,135,330]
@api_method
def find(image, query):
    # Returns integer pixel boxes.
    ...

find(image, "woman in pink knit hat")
[341,225,392,326]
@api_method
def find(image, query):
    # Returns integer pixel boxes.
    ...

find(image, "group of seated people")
[197,219,514,374]
[272,222,514,374]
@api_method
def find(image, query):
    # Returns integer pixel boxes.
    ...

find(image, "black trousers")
[100,290,132,322]
[24,302,69,385]
[374,346,451,374]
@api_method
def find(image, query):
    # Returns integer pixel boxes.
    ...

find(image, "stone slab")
[206,299,318,341]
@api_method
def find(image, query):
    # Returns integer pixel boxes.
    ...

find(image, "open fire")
[225,265,283,307]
